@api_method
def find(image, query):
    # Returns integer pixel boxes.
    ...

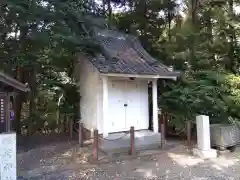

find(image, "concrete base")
[217,149,231,156]
[100,130,162,155]
[192,148,217,159]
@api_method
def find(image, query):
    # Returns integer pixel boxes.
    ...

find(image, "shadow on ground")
[17,134,240,180]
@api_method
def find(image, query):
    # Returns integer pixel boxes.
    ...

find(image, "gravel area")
[17,135,240,180]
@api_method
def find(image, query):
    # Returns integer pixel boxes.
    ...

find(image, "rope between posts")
[174,127,186,135]
[74,122,130,141]
[99,132,130,141]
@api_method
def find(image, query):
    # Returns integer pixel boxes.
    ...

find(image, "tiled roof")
[0,71,29,92]
[90,29,180,77]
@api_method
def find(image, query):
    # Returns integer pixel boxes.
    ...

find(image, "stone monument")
[192,115,217,158]
[0,133,16,180]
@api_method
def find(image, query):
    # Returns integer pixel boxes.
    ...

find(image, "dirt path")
[17,135,240,180]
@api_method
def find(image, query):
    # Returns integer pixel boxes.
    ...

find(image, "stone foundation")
[100,130,162,155]
[193,148,217,159]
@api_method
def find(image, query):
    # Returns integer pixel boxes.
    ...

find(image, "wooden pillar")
[92,129,98,162]
[129,126,135,155]
[187,121,191,146]
[102,76,109,137]
[152,79,158,133]
[79,122,83,147]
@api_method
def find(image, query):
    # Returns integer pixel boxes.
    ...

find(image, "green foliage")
[1,0,240,134]
[111,0,240,127]
[112,0,177,56]
[1,0,105,134]
[160,71,240,122]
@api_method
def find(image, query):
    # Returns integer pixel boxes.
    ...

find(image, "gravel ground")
[17,135,240,180]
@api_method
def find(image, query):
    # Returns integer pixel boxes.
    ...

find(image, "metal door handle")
[124,104,128,107]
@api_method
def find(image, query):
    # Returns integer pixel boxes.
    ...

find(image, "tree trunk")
[102,0,106,12]
[167,6,172,41]
[64,113,67,132]
[205,8,215,67]
[189,0,199,70]
[176,14,182,28]
[227,0,236,73]
[28,67,37,136]
[107,0,112,26]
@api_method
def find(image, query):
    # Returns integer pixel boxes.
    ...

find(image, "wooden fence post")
[92,129,98,162]
[161,123,165,148]
[129,126,135,155]
[166,113,170,137]
[187,121,191,147]
[69,118,73,139]
[79,122,83,147]
[72,145,77,162]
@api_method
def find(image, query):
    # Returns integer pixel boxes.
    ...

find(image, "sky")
[108,0,240,15]
[235,6,240,14]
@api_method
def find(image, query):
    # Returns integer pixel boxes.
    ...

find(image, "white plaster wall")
[78,56,100,132]
[77,56,150,134]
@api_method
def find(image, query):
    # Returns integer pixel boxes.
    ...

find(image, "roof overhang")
[0,71,30,92]
[101,72,178,81]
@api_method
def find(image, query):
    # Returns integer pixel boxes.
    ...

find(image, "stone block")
[196,115,211,151]
[0,133,16,180]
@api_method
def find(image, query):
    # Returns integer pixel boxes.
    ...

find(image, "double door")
[108,80,140,132]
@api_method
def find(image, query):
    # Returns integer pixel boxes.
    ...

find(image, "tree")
[109,0,240,128]
[159,0,240,125]
[1,0,240,135]
[1,0,104,134]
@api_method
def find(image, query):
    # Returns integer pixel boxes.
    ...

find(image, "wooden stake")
[79,122,84,147]
[166,113,169,137]
[129,126,135,155]
[161,123,165,148]
[92,129,98,162]
[69,118,73,139]
[187,121,191,147]
[72,146,77,162]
